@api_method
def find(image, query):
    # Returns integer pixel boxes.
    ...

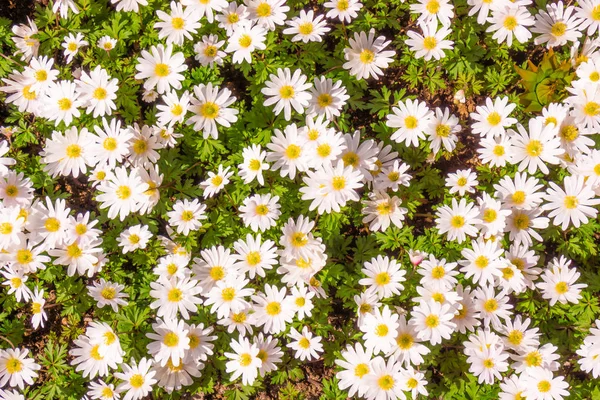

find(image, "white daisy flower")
[324,0,363,22]
[155,1,201,46]
[134,43,187,95]
[406,20,454,61]
[194,34,227,67]
[261,68,312,121]
[283,10,330,43]
[225,22,267,64]
[187,83,238,139]
[532,1,583,48]
[343,29,395,80]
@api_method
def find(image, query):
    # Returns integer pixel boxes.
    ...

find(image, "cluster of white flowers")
[0,0,600,398]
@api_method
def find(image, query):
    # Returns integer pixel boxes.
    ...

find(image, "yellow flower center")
[317,93,333,107]
[555,281,569,294]
[397,333,414,350]
[246,251,261,266]
[483,358,495,368]
[525,350,542,367]
[16,249,33,264]
[512,190,526,205]
[425,314,439,328]
[256,2,272,17]
[35,70,47,81]
[66,144,82,158]
[285,144,301,159]
[67,242,82,258]
[538,380,551,393]
[93,87,107,100]
[211,175,223,187]
[0,222,12,235]
[171,17,185,29]
[291,232,308,247]
[130,374,144,388]
[155,63,170,77]
[332,176,346,190]
[239,353,253,366]
[298,22,314,35]
[128,234,140,244]
[255,204,269,216]
[298,337,311,349]
[426,0,440,13]
[354,363,370,378]
[279,85,295,99]
[163,332,180,347]
[564,195,578,209]
[171,104,183,116]
[337,0,349,10]
[133,139,147,154]
[101,387,114,398]
[116,185,132,200]
[266,301,281,316]
[375,323,389,337]
[487,111,501,126]
[483,208,497,223]
[209,265,225,279]
[232,312,247,323]
[560,125,579,141]
[204,45,217,57]
[450,215,465,228]
[375,272,391,285]
[316,143,332,158]
[103,137,118,151]
[5,185,18,197]
[342,152,359,168]
[377,375,395,390]
[508,329,523,345]
[101,287,116,300]
[483,299,498,312]
[295,297,305,307]
[58,98,73,111]
[584,101,600,116]
[359,49,375,64]
[221,287,236,301]
[503,16,518,30]
[436,124,450,137]
[200,102,219,119]
[376,201,392,215]
[502,266,515,279]
[22,85,36,100]
[103,331,116,345]
[10,277,21,288]
[168,288,183,302]
[238,34,253,48]
[592,5,600,20]
[525,140,543,157]
[45,217,61,232]
[475,255,489,269]
[513,213,530,230]
[181,210,194,221]
[227,13,239,23]
[457,177,467,186]
[551,21,567,37]
[404,116,418,129]
[68,42,78,51]
[423,36,437,50]
[90,344,103,360]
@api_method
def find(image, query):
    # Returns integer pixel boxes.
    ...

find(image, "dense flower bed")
[0,0,599,399]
